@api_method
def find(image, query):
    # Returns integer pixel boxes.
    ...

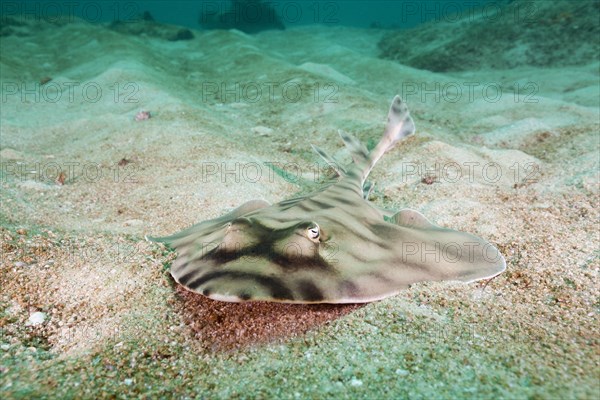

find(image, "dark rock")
[378,0,600,71]
[168,28,194,41]
[142,11,155,22]
[199,0,285,33]
[108,15,194,41]
[0,15,75,37]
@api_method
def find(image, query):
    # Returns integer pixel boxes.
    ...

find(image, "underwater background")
[2,0,507,29]
[1,0,599,399]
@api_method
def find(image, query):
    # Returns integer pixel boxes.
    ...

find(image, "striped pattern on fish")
[148,96,506,303]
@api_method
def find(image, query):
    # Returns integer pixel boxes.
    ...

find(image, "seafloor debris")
[118,158,131,166]
[421,175,437,185]
[55,171,66,185]
[135,110,151,121]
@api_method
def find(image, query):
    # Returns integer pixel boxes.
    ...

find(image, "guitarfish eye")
[307,224,320,241]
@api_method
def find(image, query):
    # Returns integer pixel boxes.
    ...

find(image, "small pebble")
[251,126,273,136]
[123,219,144,227]
[27,312,47,326]
[135,111,151,121]
[123,378,133,386]
[350,378,363,387]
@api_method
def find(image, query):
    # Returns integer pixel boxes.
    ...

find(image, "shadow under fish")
[175,285,363,351]
[148,96,506,304]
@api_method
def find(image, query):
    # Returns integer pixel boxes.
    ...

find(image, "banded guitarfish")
[148,96,506,303]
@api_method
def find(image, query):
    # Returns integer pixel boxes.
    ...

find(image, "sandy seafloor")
[0,17,599,400]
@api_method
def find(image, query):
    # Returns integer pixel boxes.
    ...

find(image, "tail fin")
[311,95,415,189]
[361,96,415,183]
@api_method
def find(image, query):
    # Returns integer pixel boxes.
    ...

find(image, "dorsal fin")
[338,129,370,165]
[310,130,370,176]
[311,144,346,176]
[311,142,374,197]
